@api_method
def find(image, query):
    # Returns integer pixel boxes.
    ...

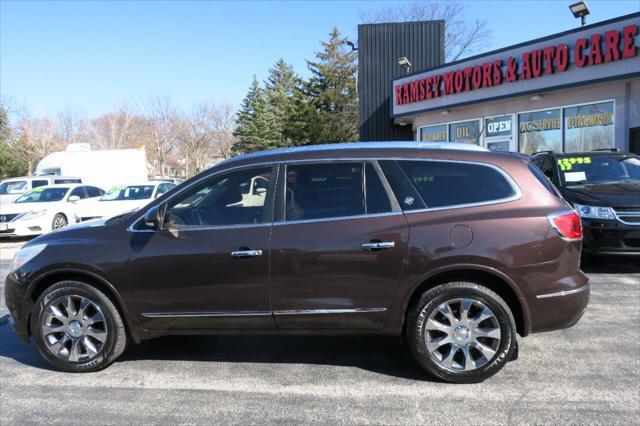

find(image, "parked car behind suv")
[0,175,82,205]
[5,142,589,383]
[531,149,640,256]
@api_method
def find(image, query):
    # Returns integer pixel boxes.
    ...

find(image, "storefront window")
[518,109,562,155]
[449,120,480,144]
[419,124,448,142]
[485,115,513,138]
[564,101,614,152]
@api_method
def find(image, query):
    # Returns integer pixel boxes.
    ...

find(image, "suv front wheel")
[30,280,127,372]
[407,282,517,383]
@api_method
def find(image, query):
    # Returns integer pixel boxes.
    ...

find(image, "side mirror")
[144,203,167,229]
[68,195,81,202]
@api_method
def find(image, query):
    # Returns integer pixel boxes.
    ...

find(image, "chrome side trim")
[535,285,589,299]
[142,311,271,318]
[273,211,404,226]
[273,307,387,315]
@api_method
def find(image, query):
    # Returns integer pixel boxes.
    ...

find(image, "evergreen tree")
[233,76,282,155]
[0,106,11,144]
[303,27,359,145]
[264,58,303,147]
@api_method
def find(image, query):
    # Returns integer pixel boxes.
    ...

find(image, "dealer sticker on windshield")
[557,157,591,171]
[564,171,587,182]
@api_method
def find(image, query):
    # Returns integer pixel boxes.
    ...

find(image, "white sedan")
[0,184,104,237]
[76,181,176,221]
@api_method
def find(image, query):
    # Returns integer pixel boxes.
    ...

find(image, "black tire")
[51,213,68,230]
[30,280,127,372]
[406,281,516,383]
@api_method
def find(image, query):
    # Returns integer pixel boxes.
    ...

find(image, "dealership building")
[359,13,640,155]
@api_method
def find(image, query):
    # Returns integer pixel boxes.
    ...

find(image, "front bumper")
[4,272,31,342]
[0,219,45,238]
[581,218,640,256]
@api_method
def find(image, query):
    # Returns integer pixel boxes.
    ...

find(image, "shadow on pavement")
[0,321,432,380]
[580,256,640,274]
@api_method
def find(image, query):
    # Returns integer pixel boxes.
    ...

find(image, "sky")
[1,0,639,118]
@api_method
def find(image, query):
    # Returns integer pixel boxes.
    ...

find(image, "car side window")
[398,160,517,209]
[165,167,273,228]
[69,187,88,199]
[86,186,103,198]
[155,184,167,197]
[285,163,365,221]
[32,180,49,188]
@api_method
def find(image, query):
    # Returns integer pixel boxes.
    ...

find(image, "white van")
[0,175,82,205]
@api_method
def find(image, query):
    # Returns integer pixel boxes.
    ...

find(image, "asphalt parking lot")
[0,239,638,424]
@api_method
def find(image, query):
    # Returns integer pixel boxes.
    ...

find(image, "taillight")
[548,211,583,240]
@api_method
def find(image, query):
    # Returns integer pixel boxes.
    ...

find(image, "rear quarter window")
[528,162,562,197]
[398,160,518,209]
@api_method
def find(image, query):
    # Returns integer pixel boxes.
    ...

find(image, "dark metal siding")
[358,21,445,141]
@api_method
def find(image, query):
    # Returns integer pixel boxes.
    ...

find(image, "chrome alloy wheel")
[41,295,108,363]
[424,298,501,371]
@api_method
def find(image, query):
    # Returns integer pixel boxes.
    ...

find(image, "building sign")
[485,115,512,137]
[449,120,480,144]
[419,124,447,142]
[392,15,640,117]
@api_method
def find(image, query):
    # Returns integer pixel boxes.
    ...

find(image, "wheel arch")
[28,269,141,343]
[403,266,530,337]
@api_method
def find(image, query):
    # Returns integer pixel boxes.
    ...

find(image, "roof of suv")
[219,141,500,168]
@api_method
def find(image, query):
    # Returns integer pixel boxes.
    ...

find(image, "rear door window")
[285,163,365,221]
[398,160,517,209]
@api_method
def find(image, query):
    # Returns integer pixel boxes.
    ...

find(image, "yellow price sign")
[557,157,591,171]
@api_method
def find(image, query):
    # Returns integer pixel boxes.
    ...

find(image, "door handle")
[230,249,263,258]
[361,241,395,251]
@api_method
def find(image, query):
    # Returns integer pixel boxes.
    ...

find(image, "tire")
[52,213,68,230]
[406,281,516,383]
[30,280,127,372]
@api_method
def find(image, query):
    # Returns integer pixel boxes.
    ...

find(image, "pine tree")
[233,76,282,155]
[303,27,359,145]
[264,59,303,147]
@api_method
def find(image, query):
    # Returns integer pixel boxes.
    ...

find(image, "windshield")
[15,187,68,203]
[100,185,155,201]
[0,180,27,195]
[557,155,640,186]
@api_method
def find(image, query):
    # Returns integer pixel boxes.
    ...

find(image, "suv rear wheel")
[30,280,127,372]
[407,282,516,383]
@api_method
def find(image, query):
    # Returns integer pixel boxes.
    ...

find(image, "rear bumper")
[582,218,640,256]
[528,272,590,334]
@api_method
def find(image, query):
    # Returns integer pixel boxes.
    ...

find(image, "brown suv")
[5,142,589,383]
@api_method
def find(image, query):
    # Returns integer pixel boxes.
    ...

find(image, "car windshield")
[557,155,640,186]
[0,180,27,195]
[15,187,68,203]
[100,185,155,201]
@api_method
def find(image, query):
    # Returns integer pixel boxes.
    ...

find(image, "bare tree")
[210,102,236,162]
[11,107,61,174]
[180,102,215,177]
[90,103,144,150]
[57,108,90,147]
[145,95,183,177]
[360,1,491,62]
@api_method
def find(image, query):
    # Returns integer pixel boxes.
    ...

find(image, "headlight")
[574,204,615,220]
[9,244,47,273]
[15,209,47,221]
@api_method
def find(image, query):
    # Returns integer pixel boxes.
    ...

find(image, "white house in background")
[35,144,148,191]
